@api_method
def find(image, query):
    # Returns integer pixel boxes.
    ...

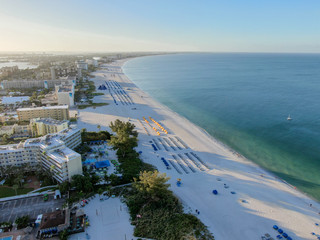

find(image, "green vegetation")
[108,119,155,183]
[43,193,48,201]
[77,102,108,109]
[0,186,33,198]
[126,171,214,240]
[80,129,111,142]
[91,92,104,96]
[15,215,30,229]
[69,117,77,123]
[59,229,69,240]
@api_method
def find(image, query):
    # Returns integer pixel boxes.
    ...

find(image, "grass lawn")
[78,102,109,109]
[0,186,34,198]
[91,93,104,96]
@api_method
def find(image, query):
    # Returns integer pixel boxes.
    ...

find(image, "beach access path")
[75,59,320,240]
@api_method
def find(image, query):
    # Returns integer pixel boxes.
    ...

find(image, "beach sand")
[75,59,320,240]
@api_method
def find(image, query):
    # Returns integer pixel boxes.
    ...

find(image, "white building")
[30,118,69,137]
[0,126,82,182]
[86,59,98,67]
[55,84,74,107]
[75,60,88,70]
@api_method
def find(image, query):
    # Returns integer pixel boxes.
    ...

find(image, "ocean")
[123,53,320,201]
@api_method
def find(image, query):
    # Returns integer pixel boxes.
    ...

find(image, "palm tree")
[12,184,18,195]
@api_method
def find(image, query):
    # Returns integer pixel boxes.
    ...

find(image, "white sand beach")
[75,58,320,240]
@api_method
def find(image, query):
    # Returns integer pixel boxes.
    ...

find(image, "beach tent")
[282,233,288,238]
[95,160,110,169]
[273,225,279,230]
[278,229,283,234]
[212,190,218,195]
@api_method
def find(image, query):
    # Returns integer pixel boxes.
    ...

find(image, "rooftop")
[58,85,73,93]
[17,105,69,111]
[40,210,66,230]
[31,118,68,125]
[48,146,79,163]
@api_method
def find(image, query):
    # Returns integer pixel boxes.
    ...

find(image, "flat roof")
[31,118,68,125]
[48,147,80,163]
[17,105,69,111]
[40,210,66,230]
[58,85,73,92]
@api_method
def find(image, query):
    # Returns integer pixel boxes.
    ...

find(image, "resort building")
[0,78,74,90]
[55,84,75,107]
[0,126,82,182]
[30,118,69,137]
[17,105,70,121]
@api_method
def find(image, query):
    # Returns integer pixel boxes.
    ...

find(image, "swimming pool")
[0,236,13,240]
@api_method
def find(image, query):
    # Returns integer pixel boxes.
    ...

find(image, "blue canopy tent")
[212,190,218,195]
[95,160,111,169]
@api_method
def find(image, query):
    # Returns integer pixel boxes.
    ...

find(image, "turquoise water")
[0,236,13,240]
[123,53,320,200]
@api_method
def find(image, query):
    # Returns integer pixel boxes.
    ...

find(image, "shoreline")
[122,56,320,205]
[76,57,320,239]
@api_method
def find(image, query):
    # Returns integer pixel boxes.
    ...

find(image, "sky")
[0,0,320,53]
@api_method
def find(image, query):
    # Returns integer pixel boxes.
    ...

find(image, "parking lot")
[0,194,64,223]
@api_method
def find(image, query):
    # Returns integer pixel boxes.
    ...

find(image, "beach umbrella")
[212,190,218,195]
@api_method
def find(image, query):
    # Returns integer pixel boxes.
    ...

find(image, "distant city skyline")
[1,0,320,53]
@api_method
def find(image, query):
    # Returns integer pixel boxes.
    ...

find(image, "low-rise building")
[17,105,70,121]
[30,118,69,137]
[0,113,18,123]
[0,125,14,136]
[38,209,70,237]
[0,124,30,137]
[0,126,82,182]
